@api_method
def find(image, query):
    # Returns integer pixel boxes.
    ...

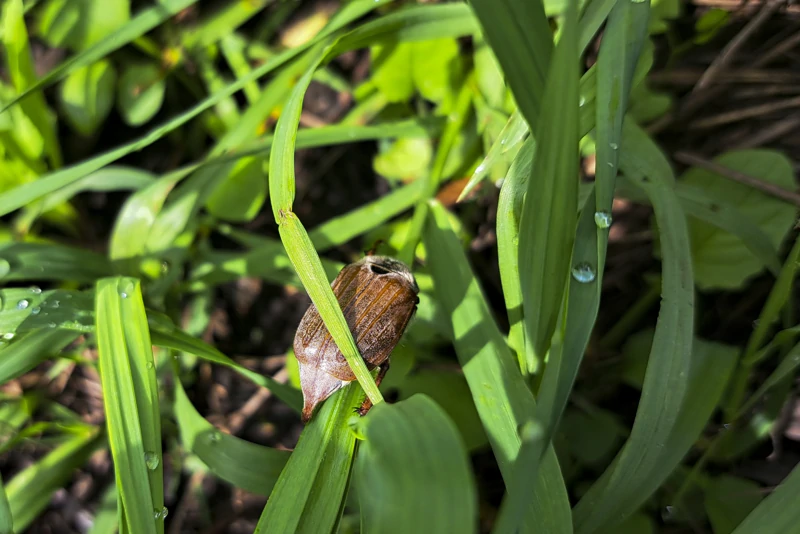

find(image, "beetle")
[293,255,419,422]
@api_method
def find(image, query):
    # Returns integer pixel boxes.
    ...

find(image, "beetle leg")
[357,361,391,416]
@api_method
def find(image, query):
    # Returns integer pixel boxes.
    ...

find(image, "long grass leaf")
[731,462,800,534]
[95,278,163,534]
[572,119,694,533]
[517,0,580,375]
[354,395,478,533]
[424,200,572,534]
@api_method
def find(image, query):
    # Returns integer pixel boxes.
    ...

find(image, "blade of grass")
[0,475,9,534]
[254,382,364,533]
[572,118,695,533]
[0,328,79,384]
[424,200,572,534]
[172,363,290,495]
[517,0,580,376]
[0,242,112,282]
[149,327,302,412]
[731,460,800,533]
[268,38,382,406]
[354,395,478,534]
[6,426,101,532]
[95,277,164,534]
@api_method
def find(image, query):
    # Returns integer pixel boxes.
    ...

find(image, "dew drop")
[0,259,10,278]
[594,211,613,229]
[2,333,14,341]
[606,161,614,167]
[29,286,41,295]
[31,307,40,315]
[208,431,222,444]
[154,507,168,520]
[146,362,154,370]
[120,292,128,299]
[16,299,29,310]
[579,96,587,107]
[144,451,160,470]
[48,322,57,328]
[50,300,60,309]
[571,263,596,283]
[609,142,619,150]
[161,261,170,274]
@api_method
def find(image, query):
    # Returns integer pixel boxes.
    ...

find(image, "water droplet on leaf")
[2,333,14,341]
[0,259,10,278]
[30,286,41,295]
[571,263,596,283]
[31,307,40,315]
[16,300,29,310]
[594,211,612,229]
[145,451,159,470]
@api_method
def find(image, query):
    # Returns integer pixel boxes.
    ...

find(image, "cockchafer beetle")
[293,255,419,422]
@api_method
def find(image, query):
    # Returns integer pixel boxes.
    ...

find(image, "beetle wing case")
[293,256,419,422]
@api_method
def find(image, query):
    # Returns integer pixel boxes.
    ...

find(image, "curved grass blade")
[172,364,290,495]
[149,327,302,412]
[572,120,694,533]
[254,382,364,533]
[0,328,79,384]
[0,0,197,113]
[424,200,571,534]
[0,474,9,534]
[95,277,164,534]
[333,3,478,54]
[517,0,580,375]
[268,38,382,406]
[354,395,477,534]
[6,426,101,532]
[0,242,112,282]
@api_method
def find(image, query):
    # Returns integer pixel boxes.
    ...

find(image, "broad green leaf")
[172,364,290,495]
[395,370,487,451]
[117,63,166,126]
[0,242,112,282]
[59,60,117,136]
[572,121,696,533]
[353,395,477,534]
[3,0,61,167]
[517,0,579,375]
[371,42,414,102]
[411,38,463,106]
[254,383,364,533]
[424,200,572,534]
[6,426,101,532]
[205,156,267,223]
[731,462,800,534]
[705,475,763,534]
[87,485,119,534]
[95,278,163,534]
[468,0,553,129]
[373,137,432,182]
[681,150,796,290]
[37,0,130,51]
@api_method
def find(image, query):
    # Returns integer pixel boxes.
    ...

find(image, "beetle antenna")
[366,239,384,256]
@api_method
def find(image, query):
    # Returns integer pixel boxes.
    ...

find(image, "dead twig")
[691,95,800,129]
[673,151,800,208]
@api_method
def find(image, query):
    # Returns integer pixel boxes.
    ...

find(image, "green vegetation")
[0,0,798,532]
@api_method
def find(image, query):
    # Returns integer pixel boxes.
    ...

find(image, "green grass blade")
[95,277,164,534]
[333,3,479,54]
[578,0,619,54]
[731,455,800,533]
[6,427,101,532]
[572,120,695,533]
[267,34,382,406]
[424,200,571,534]
[0,475,9,534]
[254,383,364,533]
[0,242,112,282]
[468,0,552,129]
[517,0,580,375]
[354,395,477,534]
[738,341,800,416]
[0,328,79,384]
[172,363,290,495]
[0,0,197,113]
[309,179,425,251]
[149,328,302,412]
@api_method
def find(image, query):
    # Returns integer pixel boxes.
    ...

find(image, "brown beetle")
[294,255,419,423]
